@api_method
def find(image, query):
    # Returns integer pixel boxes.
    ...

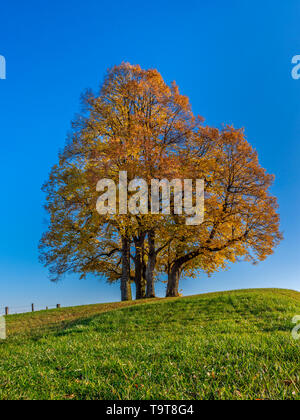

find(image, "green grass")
[0,288,299,400]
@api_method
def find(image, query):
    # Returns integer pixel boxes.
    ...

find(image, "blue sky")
[0,0,299,312]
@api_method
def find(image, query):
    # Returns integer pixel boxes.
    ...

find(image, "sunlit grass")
[0,289,299,400]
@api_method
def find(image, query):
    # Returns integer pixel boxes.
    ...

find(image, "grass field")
[0,288,299,400]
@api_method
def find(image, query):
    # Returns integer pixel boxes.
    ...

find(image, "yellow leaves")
[40,62,282,287]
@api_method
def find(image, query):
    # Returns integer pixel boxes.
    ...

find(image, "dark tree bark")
[121,235,132,301]
[165,234,250,297]
[146,229,156,298]
[166,263,181,297]
[165,252,197,297]
[133,233,146,299]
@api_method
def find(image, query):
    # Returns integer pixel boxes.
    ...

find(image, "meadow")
[0,288,299,400]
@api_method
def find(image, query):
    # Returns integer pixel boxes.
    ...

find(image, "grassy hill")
[0,288,299,400]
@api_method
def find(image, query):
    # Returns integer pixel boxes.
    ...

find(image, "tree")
[40,63,202,300]
[163,126,283,296]
[40,63,282,301]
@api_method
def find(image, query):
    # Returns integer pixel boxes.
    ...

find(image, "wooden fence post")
[31,304,35,312]
[5,307,9,316]
[56,304,61,309]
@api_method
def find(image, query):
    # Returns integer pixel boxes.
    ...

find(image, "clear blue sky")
[0,0,299,312]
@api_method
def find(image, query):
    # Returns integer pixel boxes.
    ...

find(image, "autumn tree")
[40,63,201,300]
[40,63,282,301]
[160,126,283,297]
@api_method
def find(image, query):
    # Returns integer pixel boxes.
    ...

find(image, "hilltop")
[0,288,299,400]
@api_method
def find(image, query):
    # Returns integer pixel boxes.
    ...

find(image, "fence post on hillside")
[56,304,61,309]
[5,307,9,316]
[31,304,35,312]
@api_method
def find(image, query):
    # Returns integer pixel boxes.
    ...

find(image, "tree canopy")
[39,63,282,301]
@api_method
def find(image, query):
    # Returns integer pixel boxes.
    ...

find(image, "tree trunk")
[166,264,181,297]
[166,251,200,297]
[134,234,146,299]
[121,236,132,301]
[146,230,156,298]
